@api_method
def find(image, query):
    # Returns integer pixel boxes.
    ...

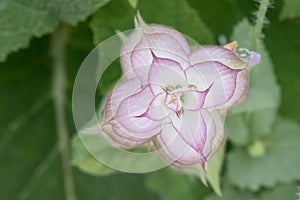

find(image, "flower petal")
[241,51,261,66]
[181,89,209,111]
[121,24,191,81]
[189,46,247,69]
[148,55,187,95]
[134,12,190,52]
[223,69,248,108]
[157,123,206,166]
[102,122,148,149]
[139,93,171,121]
[120,30,142,79]
[177,110,207,154]
[200,110,225,159]
[115,86,163,139]
[186,61,243,108]
[143,24,191,54]
[103,78,141,123]
[131,32,190,85]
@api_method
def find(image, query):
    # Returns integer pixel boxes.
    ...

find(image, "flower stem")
[252,0,270,51]
[51,25,77,200]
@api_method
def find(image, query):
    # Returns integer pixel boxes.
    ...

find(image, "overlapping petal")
[181,89,210,111]
[188,46,250,108]
[186,61,245,108]
[101,17,259,171]
[131,33,190,85]
[120,23,191,85]
[222,70,248,108]
[138,93,171,121]
[120,31,142,79]
[115,86,163,139]
[103,78,141,123]
[156,110,224,169]
[189,46,247,69]
[175,110,207,153]
[157,123,206,166]
[200,110,225,159]
[148,55,187,95]
[102,123,148,149]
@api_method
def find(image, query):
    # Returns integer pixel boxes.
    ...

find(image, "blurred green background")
[0,0,300,199]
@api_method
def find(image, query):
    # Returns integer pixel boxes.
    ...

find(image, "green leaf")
[138,0,214,44]
[230,19,280,115]
[206,144,225,196]
[90,0,136,44]
[74,170,158,200]
[227,18,280,140]
[128,0,138,9]
[166,145,225,196]
[227,116,300,191]
[187,0,238,37]
[225,114,249,146]
[146,168,210,200]
[0,0,110,62]
[260,183,298,200]
[0,22,157,200]
[265,17,300,121]
[205,181,256,200]
[72,134,116,176]
[249,108,278,138]
[0,36,60,199]
[91,0,213,44]
[90,0,135,95]
[280,0,300,20]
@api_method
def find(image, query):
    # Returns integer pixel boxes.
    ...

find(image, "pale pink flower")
[101,14,260,170]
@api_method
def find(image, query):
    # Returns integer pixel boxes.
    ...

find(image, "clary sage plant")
[101,13,260,170]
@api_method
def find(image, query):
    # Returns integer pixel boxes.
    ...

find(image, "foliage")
[1,0,300,199]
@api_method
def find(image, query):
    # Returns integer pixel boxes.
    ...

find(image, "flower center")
[164,84,188,116]
[163,84,198,116]
[164,92,182,113]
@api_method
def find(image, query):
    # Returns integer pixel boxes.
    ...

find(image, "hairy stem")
[51,25,77,200]
[252,0,270,50]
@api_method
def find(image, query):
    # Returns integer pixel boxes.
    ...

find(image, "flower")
[101,13,260,170]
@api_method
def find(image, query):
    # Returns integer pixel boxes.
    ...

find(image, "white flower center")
[164,92,182,113]
[163,84,196,116]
